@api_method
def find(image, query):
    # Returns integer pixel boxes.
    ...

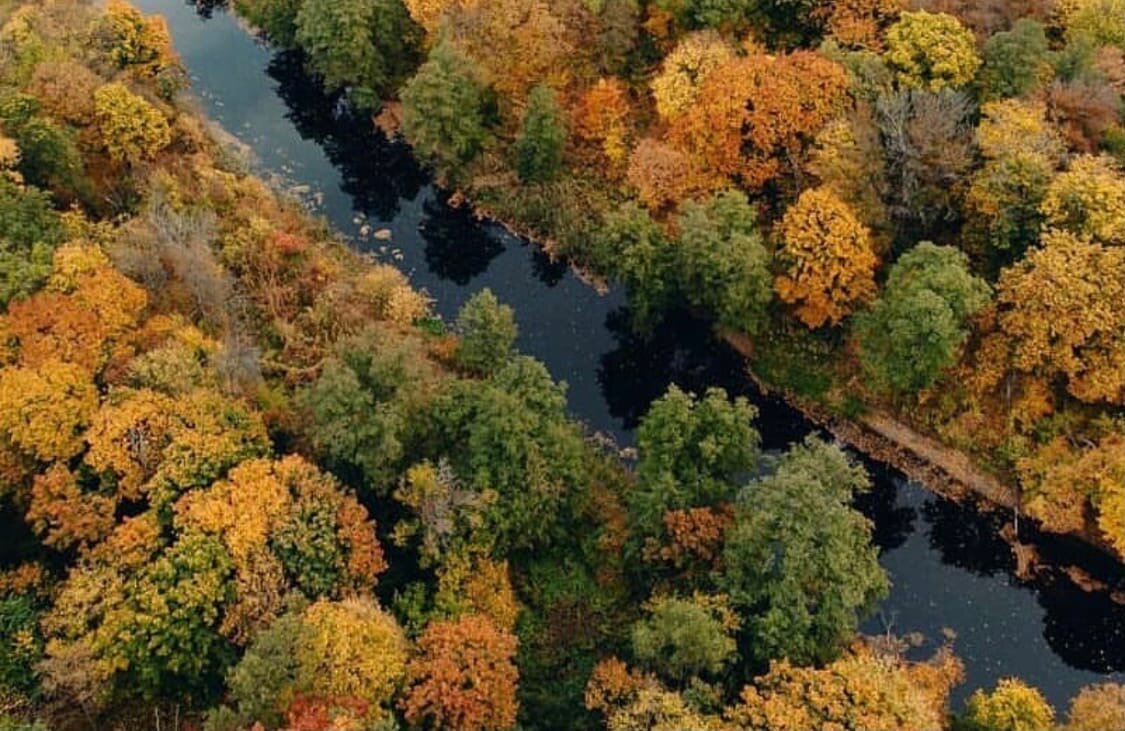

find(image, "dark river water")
[138,0,1125,710]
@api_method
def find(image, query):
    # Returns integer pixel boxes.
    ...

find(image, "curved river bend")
[140,0,1125,710]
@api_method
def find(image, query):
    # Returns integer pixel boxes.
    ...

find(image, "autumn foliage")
[775,188,879,328]
[401,614,520,731]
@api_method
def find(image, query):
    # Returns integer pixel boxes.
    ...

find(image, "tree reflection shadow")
[265,51,426,221]
[419,196,504,285]
[923,496,1015,577]
[596,306,808,451]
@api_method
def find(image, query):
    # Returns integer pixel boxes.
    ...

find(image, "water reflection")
[418,196,505,284]
[923,497,1016,577]
[265,50,426,220]
[854,467,917,553]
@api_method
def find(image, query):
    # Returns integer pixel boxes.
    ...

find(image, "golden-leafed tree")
[0,360,97,462]
[996,230,1125,405]
[446,0,570,108]
[1039,155,1125,245]
[775,188,878,328]
[730,643,964,731]
[93,82,172,165]
[649,31,733,121]
[175,455,387,641]
[573,78,634,171]
[1017,433,1125,557]
[669,52,849,190]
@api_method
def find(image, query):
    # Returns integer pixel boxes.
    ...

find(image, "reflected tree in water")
[266,50,426,220]
[418,195,503,285]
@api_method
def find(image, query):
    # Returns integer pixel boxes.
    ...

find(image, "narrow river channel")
[139,0,1125,710]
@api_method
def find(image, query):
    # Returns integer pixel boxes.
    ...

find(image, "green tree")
[674,191,772,336]
[454,289,517,376]
[514,84,566,184]
[298,328,439,493]
[630,386,759,546]
[976,19,1052,101]
[593,202,675,331]
[295,0,420,110]
[720,437,888,666]
[855,243,990,395]
[400,41,489,182]
[233,0,303,46]
[672,0,756,33]
[964,152,1054,267]
[0,594,43,701]
[212,608,306,730]
[120,533,236,695]
[0,95,88,201]
[630,594,737,682]
[431,356,586,550]
[0,177,64,307]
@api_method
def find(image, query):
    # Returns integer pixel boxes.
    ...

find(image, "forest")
[232,0,1125,562]
[0,0,1122,730]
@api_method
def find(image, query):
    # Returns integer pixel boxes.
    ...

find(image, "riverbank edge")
[455,189,1125,574]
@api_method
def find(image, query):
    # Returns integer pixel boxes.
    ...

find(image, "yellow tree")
[884,11,981,91]
[807,108,891,251]
[101,0,180,80]
[573,78,634,170]
[1017,433,1125,558]
[296,598,409,715]
[669,52,849,190]
[403,0,462,34]
[649,31,733,121]
[0,361,97,462]
[26,464,115,550]
[977,100,1066,163]
[446,0,570,108]
[1064,683,1125,731]
[996,230,1125,404]
[960,678,1054,731]
[175,455,387,640]
[1039,155,1125,245]
[775,188,878,328]
[93,82,172,165]
[730,643,964,731]
[84,388,271,503]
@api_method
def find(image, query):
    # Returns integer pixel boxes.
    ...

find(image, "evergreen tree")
[514,84,566,184]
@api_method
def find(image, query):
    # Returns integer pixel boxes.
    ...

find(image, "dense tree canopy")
[855,242,990,394]
[720,437,888,665]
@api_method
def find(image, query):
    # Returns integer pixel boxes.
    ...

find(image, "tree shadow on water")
[264,50,426,221]
[419,195,504,285]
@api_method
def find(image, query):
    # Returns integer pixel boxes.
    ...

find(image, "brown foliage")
[1044,81,1122,154]
[402,614,520,731]
[626,138,722,211]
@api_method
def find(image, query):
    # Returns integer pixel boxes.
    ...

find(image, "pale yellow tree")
[650,31,733,121]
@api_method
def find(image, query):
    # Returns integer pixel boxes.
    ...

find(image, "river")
[138,0,1125,711]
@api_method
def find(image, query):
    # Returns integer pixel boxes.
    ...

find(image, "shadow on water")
[146,0,1125,708]
[418,196,505,285]
[265,50,426,221]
